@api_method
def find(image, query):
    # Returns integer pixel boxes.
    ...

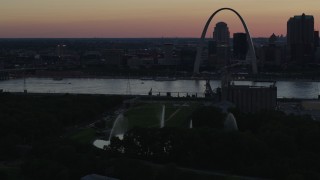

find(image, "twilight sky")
[1,0,319,38]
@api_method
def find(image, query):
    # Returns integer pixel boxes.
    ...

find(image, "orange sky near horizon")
[1,0,319,38]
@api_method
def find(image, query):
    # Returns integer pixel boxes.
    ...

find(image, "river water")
[0,78,319,99]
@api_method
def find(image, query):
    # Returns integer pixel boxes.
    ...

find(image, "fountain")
[108,114,127,141]
[93,113,127,149]
[160,105,165,128]
[189,119,193,129]
[93,139,110,149]
[224,113,238,131]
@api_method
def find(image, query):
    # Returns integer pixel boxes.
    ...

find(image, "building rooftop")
[293,13,314,19]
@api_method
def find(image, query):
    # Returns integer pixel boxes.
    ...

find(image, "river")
[0,78,319,99]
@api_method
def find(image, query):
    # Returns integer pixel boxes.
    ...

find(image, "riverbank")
[2,91,318,102]
[1,77,319,99]
[2,68,320,82]
[20,74,320,82]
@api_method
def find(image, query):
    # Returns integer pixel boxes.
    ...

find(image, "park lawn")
[69,128,96,144]
[125,103,163,129]
[165,103,199,127]
[164,104,179,120]
[124,102,199,129]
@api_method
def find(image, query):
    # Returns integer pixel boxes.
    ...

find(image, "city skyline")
[1,0,320,38]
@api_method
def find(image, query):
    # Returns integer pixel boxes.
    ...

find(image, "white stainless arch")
[193,8,258,74]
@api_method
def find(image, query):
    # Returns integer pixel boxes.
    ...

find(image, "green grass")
[69,128,96,144]
[124,102,199,129]
[68,102,197,144]
[164,104,178,120]
[125,104,163,129]
[165,103,199,127]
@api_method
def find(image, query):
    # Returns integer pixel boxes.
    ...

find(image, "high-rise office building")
[258,34,286,66]
[287,13,315,63]
[314,31,319,48]
[211,22,231,66]
[213,22,230,46]
[208,41,217,56]
[315,31,320,62]
[233,33,248,60]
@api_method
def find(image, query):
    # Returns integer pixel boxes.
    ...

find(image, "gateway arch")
[193,8,258,74]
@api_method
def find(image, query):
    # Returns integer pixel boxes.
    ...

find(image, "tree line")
[107,107,320,179]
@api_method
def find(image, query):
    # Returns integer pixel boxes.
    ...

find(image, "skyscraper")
[259,34,286,66]
[211,22,231,66]
[315,31,320,62]
[314,31,319,48]
[233,33,248,60]
[287,13,315,63]
[208,41,217,56]
[213,22,230,46]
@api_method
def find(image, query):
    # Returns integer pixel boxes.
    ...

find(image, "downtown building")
[224,84,277,113]
[287,13,317,64]
[315,31,320,62]
[213,22,230,46]
[233,32,248,61]
[208,22,231,68]
[258,34,286,67]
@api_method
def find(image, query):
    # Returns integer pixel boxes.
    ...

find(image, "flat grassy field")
[125,104,163,128]
[69,128,96,144]
[125,102,199,129]
[164,103,198,127]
